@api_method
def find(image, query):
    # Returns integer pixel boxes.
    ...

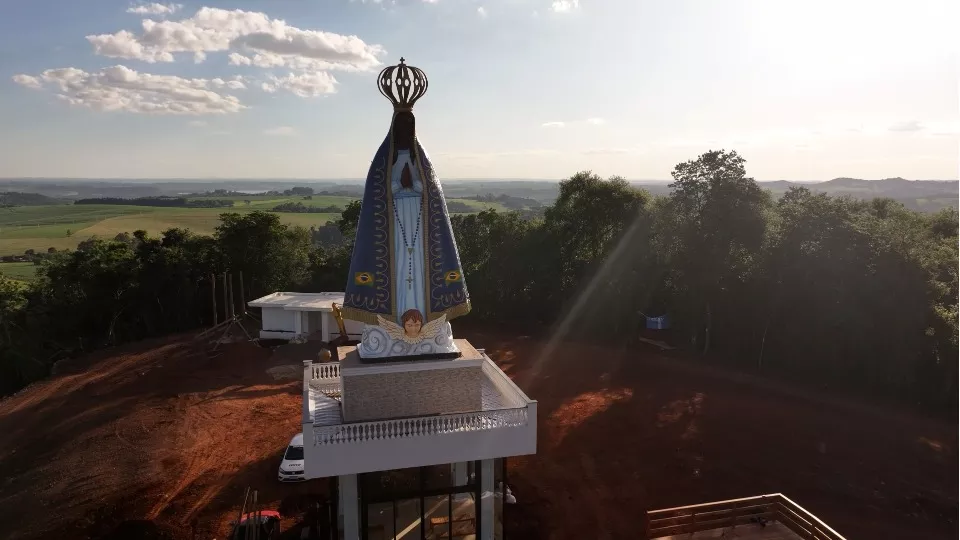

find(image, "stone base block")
[339,339,484,422]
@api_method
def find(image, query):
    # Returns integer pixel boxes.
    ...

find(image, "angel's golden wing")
[376,314,406,341]
[419,314,447,340]
[331,303,347,338]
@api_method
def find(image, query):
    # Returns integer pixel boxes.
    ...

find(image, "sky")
[0,0,957,181]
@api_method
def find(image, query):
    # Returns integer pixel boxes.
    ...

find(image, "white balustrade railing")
[311,362,341,380]
[314,406,529,445]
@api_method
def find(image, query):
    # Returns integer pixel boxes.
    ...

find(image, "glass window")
[423,464,453,490]
[361,467,421,501]
[450,493,477,538]
[393,498,422,539]
[365,502,393,540]
[284,445,304,461]
[423,494,477,540]
[424,495,450,539]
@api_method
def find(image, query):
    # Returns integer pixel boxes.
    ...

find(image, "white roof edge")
[248,291,345,308]
[482,357,537,405]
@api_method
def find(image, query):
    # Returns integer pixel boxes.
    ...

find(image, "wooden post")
[228,272,236,320]
[210,273,218,327]
[236,487,250,540]
[252,489,259,540]
[239,271,246,316]
[221,272,229,322]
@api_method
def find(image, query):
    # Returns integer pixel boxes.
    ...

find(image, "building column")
[321,312,332,343]
[451,462,468,487]
[339,474,360,540]
[293,310,304,337]
[480,459,494,540]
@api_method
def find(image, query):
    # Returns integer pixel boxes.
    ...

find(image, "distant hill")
[0,177,955,212]
[0,192,67,207]
[762,178,958,213]
[631,177,958,212]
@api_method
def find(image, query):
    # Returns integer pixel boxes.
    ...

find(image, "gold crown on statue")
[378,57,428,112]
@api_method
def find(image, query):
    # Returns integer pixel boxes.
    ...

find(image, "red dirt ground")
[0,327,956,540]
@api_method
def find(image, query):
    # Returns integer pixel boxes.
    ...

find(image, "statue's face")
[392,112,415,150]
[403,317,422,337]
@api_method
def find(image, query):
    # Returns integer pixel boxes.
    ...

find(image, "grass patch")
[190,194,356,210]
[0,261,39,282]
[0,199,497,256]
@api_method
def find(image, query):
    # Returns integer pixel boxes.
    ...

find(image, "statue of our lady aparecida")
[341,58,470,360]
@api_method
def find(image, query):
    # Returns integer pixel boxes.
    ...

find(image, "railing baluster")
[313,405,533,445]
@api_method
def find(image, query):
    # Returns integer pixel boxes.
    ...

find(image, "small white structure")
[248,292,364,342]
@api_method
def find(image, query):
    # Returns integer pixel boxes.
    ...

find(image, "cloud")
[12,65,245,115]
[188,120,208,127]
[87,7,385,72]
[261,72,338,97]
[542,118,604,128]
[127,3,182,16]
[227,52,252,66]
[550,0,580,13]
[580,148,636,155]
[12,74,43,90]
[437,149,562,160]
[889,120,924,133]
[477,6,487,18]
[210,76,247,90]
[264,126,297,136]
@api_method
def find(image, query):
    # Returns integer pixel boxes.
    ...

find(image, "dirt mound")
[0,332,323,540]
[99,520,184,540]
[1,325,956,540]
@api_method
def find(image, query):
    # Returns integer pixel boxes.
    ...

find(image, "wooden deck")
[657,521,802,539]
[645,493,846,540]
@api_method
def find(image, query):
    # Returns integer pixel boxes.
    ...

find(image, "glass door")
[359,462,482,540]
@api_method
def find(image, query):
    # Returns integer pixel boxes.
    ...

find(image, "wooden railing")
[645,493,846,540]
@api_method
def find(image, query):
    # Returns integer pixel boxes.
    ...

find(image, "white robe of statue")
[357,148,458,359]
[391,149,426,323]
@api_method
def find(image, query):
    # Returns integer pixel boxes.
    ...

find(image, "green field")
[0,197,506,256]
[187,194,355,209]
[0,261,38,282]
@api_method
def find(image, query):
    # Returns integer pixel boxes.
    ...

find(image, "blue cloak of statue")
[342,117,471,326]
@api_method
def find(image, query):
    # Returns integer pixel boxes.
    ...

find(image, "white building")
[248,292,365,342]
[300,328,537,539]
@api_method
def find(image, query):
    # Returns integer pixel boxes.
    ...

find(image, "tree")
[537,172,655,337]
[666,150,769,354]
[215,211,311,297]
[452,210,536,323]
[0,274,25,344]
[338,200,362,237]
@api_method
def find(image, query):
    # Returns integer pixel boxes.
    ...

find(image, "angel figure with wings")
[377,310,447,345]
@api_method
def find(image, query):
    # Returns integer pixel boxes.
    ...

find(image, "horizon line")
[1,177,957,183]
